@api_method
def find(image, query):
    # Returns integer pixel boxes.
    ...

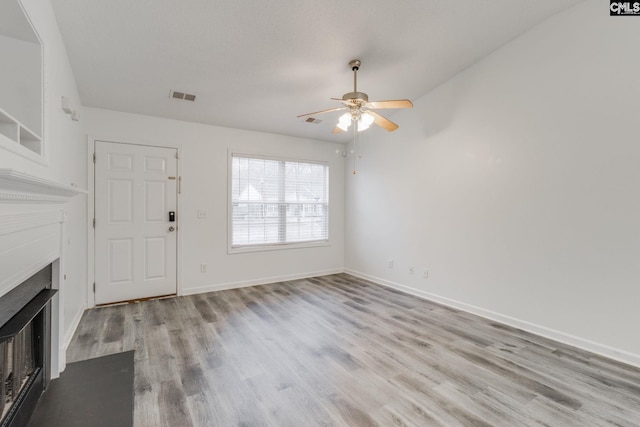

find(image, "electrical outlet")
[200,264,207,273]
[423,269,429,278]
[388,259,394,269]
[409,266,414,275]
[197,210,207,219]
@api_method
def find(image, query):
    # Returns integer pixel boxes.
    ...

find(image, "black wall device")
[169,211,175,222]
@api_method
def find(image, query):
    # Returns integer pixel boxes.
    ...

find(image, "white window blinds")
[231,154,329,248]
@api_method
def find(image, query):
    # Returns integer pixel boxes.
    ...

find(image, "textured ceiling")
[50,0,583,143]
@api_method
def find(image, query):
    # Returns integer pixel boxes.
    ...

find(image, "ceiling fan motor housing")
[342,91,368,103]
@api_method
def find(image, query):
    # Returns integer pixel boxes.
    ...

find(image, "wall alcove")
[0,0,44,162]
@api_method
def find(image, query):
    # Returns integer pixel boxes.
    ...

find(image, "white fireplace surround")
[0,168,85,378]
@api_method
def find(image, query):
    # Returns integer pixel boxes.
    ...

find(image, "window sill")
[228,240,330,254]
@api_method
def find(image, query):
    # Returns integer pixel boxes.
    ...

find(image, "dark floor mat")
[27,351,134,427]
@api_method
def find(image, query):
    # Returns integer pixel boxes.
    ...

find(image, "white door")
[94,141,178,305]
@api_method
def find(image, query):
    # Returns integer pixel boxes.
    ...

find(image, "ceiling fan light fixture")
[337,112,352,132]
[358,112,374,132]
[297,59,412,134]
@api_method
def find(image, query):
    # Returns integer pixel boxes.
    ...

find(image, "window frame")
[227,151,330,254]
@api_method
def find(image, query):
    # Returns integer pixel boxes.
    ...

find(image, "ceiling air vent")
[305,117,322,124]
[169,90,196,102]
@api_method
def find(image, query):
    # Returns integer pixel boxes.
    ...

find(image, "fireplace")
[0,169,84,425]
[0,264,56,427]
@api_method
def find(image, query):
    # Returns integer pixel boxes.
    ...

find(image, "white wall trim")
[181,268,344,296]
[51,258,61,378]
[62,302,84,366]
[86,137,94,308]
[0,169,86,203]
[0,209,62,236]
[344,268,640,369]
[0,239,59,299]
[0,209,63,299]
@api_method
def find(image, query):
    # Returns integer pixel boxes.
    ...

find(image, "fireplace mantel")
[0,169,85,293]
[0,169,86,203]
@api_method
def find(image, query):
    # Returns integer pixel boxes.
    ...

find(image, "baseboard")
[181,268,345,296]
[344,268,640,369]
[60,304,85,372]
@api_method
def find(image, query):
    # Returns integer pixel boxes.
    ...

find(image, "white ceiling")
[50,0,583,143]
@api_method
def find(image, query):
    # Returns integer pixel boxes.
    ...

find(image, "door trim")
[87,136,183,308]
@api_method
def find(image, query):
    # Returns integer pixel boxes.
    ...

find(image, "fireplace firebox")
[0,265,56,427]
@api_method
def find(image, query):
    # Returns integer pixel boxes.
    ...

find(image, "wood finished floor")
[67,274,640,427]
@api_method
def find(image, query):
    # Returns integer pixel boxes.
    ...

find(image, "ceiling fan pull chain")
[352,125,358,175]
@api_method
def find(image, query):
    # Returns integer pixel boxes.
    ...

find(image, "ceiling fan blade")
[297,106,347,118]
[332,126,345,134]
[367,99,413,109]
[369,111,399,132]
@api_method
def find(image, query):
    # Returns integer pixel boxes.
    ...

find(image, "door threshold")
[96,293,177,307]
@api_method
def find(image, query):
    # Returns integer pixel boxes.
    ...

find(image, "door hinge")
[175,152,179,159]
[93,282,96,293]
[93,153,96,163]
[92,218,95,228]
[178,176,182,194]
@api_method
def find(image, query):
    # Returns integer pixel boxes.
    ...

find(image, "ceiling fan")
[298,59,413,134]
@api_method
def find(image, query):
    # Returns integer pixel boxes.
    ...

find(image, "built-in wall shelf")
[1,0,45,164]
[0,107,42,156]
[0,169,86,203]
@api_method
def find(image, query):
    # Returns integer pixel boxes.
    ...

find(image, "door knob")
[168,226,175,232]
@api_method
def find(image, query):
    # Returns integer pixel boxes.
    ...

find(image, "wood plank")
[66,274,640,426]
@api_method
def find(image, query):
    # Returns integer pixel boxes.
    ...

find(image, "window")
[230,154,329,250]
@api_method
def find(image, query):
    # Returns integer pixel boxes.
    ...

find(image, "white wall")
[0,0,87,364]
[84,108,345,297]
[345,0,640,366]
